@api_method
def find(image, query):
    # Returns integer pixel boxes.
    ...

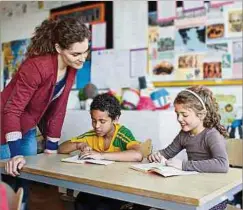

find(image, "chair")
[226,139,243,209]
[226,204,241,210]
[14,188,23,210]
[140,139,152,158]
[226,139,243,167]
[0,182,23,210]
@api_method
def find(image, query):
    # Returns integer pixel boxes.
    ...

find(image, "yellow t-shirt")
[70,124,140,152]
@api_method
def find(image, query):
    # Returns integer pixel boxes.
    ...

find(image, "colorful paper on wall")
[157,0,176,22]
[175,53,205,80]
[175,26,206,52]
[206,41,233,79]
[225,8,243,38]
[76,61,91,89]
[2,38,30,88]
[232,39,242,79]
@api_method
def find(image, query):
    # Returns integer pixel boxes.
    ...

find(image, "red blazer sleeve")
[3,60,42,134]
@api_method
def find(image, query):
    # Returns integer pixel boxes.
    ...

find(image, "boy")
[58,93,143,162]
[59,93,146,210]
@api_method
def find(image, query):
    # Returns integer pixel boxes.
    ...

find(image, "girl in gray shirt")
[148,85,229,173]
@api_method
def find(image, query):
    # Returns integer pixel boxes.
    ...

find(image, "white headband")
[182,89,206,110]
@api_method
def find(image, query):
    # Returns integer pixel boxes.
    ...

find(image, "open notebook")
[61,155,114,165]
[130,163,198,177]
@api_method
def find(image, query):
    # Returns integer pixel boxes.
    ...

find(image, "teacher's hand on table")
[5,155,26,177]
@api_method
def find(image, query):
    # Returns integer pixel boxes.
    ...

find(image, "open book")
[130,163,198,177]
[61,155,114,165]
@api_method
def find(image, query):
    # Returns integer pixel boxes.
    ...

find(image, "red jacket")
[1,55,77,145]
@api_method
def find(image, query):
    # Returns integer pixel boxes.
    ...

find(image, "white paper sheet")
[113,0,148,49]
[183,0,204,11]
[130,49,147,77]
[92,22,106,50]
[157,0,176,22]
[91,49,138,89]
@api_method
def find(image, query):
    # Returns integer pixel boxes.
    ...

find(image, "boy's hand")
[82,145,92,152]
[148,151,167,164]
[79,151,104,160]
[77,143,92,152]
[5,155,26,177]
[166,159,182,170]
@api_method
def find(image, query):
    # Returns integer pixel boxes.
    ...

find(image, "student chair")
[226,204,241,210]
[140,139,153,158]
[226,138,243,167]
[226,139,242,209]
[0,182,23,210]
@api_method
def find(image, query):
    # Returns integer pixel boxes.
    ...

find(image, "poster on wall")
[175,26,206,52]
[206,41,233,79]
[175,6,206,28]
[225,8,243,38]
[215,94,237,127]
[175,53,204,80]
[148,25,175,81]
[149,51,175,81]
[2,38,30,88]
[232,39,243,78]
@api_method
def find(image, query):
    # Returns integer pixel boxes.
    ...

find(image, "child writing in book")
[58,93,143,161]
[148,85,229,210]
[59,93,147,210]
[148,85,229,173]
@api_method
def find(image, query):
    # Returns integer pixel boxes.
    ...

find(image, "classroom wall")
[0,1,242,105]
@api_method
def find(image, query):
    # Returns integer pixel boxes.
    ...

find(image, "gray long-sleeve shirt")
[160,128,229,173]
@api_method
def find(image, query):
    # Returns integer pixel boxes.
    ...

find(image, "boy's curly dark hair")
[26,17,91,57]
[90,93,121,120]
[174,85,228,137]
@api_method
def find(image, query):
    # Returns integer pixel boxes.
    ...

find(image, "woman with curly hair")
[1,17,91,160]
[1,16,90,209]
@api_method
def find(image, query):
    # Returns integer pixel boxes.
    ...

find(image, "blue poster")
[76,61,91,89]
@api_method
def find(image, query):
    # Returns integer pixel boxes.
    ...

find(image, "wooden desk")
[0,154,242,210]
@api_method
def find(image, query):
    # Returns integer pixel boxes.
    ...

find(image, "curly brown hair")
[26,17,91,57]
[91,93,121,120]
[174,85,228,137]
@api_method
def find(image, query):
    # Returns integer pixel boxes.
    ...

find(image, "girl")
[148,85,229,210]
[148,85,229,172]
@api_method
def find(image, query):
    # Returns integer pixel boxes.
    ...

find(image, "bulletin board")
[148,1,242,87]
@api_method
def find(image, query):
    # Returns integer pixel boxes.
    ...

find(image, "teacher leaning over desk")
[0,16,91,164]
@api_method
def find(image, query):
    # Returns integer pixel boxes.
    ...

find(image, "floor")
[29,181,69,210]
[28,181,243,210]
